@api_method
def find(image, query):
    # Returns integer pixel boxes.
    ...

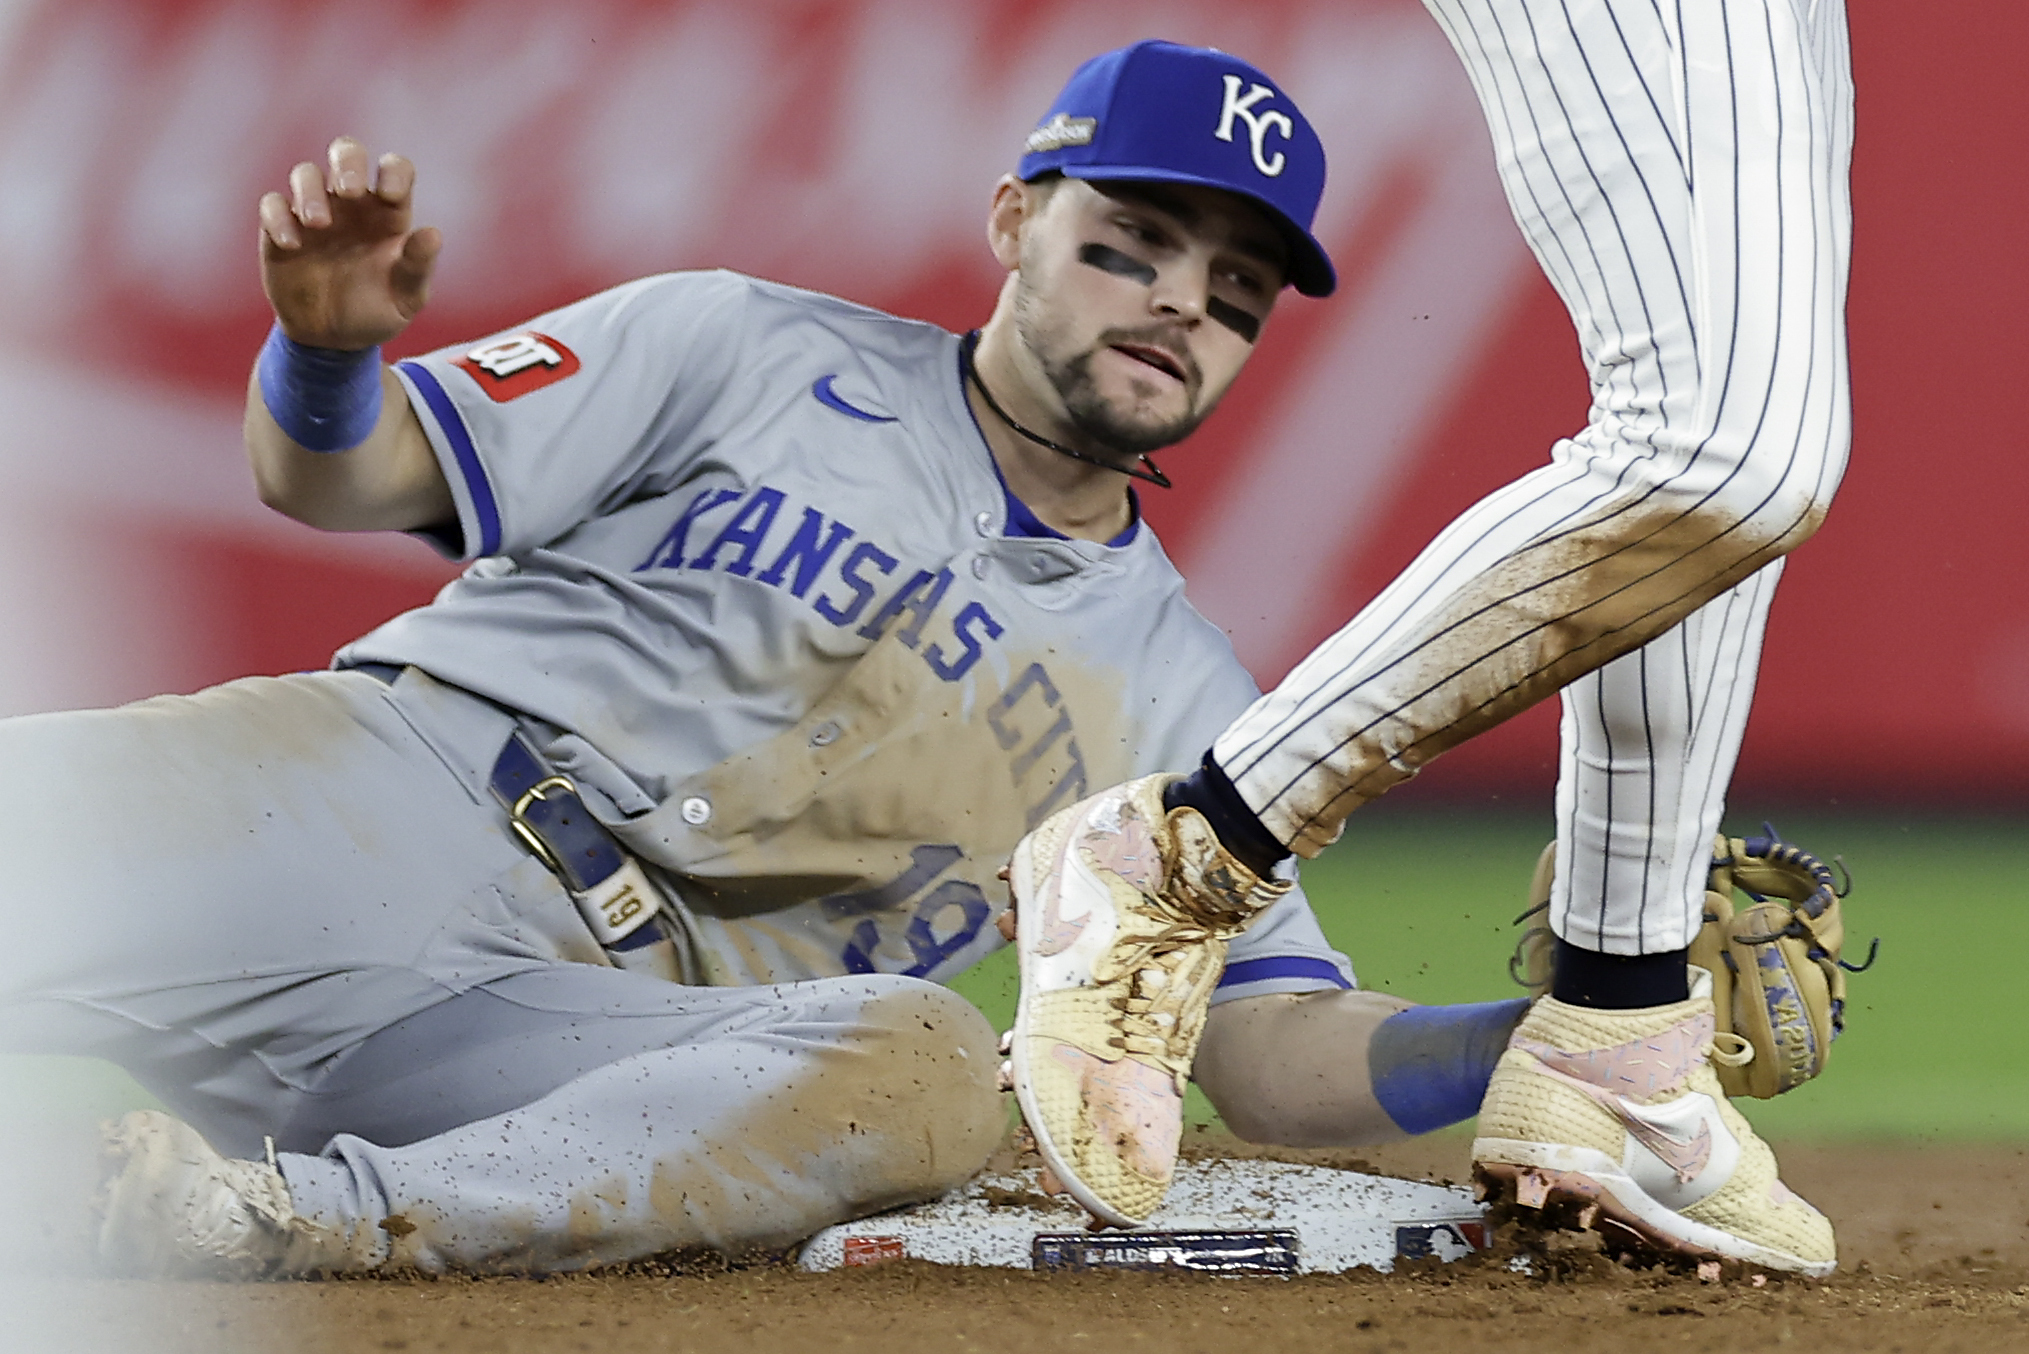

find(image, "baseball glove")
[1509,830,1874,1099]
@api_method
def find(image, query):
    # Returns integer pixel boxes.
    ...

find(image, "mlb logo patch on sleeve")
[455,332,581,401]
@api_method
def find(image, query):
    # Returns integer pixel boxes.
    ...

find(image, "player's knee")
[1664,468,1835,565]
[849,981,1004,1194]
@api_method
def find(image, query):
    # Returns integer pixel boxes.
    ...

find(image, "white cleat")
[97,1110,341,1278]
[1472,989,1836,1275]
[1003,773,1289,1227]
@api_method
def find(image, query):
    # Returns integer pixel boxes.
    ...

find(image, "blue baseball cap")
[1017,40,1336,298]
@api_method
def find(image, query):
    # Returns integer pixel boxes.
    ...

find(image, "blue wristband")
[256,322,384,453]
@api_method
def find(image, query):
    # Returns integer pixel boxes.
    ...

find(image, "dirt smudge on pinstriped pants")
[1277,495,1824,856]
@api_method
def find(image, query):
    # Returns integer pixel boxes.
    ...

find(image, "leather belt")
[347,663,664,952]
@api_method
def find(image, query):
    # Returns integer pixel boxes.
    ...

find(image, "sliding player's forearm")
[244,363,451,533]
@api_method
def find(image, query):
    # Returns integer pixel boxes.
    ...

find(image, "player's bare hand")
[259,137,442,351]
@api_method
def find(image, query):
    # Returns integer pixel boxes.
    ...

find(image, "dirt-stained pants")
[0,671,1001,1272]
[1217,0,1853,952]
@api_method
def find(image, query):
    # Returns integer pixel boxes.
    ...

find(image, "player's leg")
[1196,991,1531,1146]
[100,967,1002,1275]
[1551,564,1782,960]
[1344,0,1847,1274]
[0,668,595,1155]
[1208,0,1852,863]
[1471,565,1839,1264]
[1418,2,1848,1273]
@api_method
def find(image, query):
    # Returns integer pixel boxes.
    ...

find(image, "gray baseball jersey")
[350,270,1352,998]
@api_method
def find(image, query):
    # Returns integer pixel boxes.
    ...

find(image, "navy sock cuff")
[256,322,384,453]
[1161,752,1289,877]
[1549,938,1690,1009]
[1369,999,1531,1136]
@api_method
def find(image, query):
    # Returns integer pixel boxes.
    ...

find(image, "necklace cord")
[960,331,1172,489]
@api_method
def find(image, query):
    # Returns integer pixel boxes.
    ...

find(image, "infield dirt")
[9,1132,2027,1354]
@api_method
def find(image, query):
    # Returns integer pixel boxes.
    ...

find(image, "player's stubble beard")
[1010,250,1217,463]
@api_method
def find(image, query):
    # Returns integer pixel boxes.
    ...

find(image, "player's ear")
[986,174,1040,271]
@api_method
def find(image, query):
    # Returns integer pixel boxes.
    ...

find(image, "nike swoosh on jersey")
[812,374,898,423]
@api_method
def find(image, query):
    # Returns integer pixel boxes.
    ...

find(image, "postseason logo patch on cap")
[1024,113,1097,155]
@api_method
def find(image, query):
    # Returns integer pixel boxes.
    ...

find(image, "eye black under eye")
[1079,242,1157,286]
[1080,241,1260,343]
[1206,296,1261,344]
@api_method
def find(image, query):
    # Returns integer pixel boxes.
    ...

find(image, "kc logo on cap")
[1214,75,1294,178]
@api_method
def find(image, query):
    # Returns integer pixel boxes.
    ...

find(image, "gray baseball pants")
[0,669,1002,1272]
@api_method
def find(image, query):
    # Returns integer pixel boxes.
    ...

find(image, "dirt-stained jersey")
[348,270,1352,997]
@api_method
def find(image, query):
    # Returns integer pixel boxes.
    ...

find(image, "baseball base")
[798,1158,1486,1274]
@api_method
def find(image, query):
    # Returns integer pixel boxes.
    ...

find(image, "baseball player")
[0,41,1526,1277]
[1011,0,1852,1276]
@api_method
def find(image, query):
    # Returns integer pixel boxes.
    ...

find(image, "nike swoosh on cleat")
[812,374,898,423]
[1617,1104,1713,1184]
[1530,1057,1715,1184]
[1033,803,1158,957]
[1034,851,1088,957]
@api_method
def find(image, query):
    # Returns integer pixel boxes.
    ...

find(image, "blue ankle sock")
[1369,998,1531,1135]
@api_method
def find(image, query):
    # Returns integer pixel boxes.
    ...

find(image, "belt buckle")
[508,775,577,875]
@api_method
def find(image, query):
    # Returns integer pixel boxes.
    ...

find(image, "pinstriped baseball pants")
[1216,0,1852,952]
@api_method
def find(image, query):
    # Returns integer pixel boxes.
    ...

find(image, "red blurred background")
[0,0,2021,804]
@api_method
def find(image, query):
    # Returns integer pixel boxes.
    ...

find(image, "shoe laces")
[1099,917,1222,1065]
[1163,811,1291,932]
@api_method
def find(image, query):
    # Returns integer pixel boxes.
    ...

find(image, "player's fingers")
[327,136,371,199]
[288,161,330,229]
[390,226,442,316]
[374,152,416,206]
[994,909,1017,943]
[396,225,441,275]
[258,191,301,250]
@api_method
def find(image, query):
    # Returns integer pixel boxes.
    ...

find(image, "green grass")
[950,808,2029,1141]
[8,809,2025,1141]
